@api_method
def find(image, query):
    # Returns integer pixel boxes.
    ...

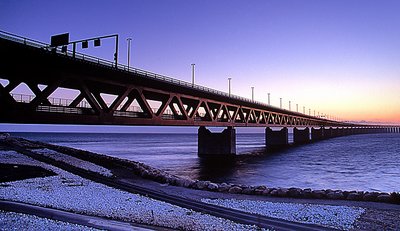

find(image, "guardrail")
[0,30,338,123]
[11,93,182,116]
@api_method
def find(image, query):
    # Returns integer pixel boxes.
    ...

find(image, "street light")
[289,101,291,111]
[126,38,132,69]
[267,93,270,105]
[296,104,298,112]
[191,64,195,86]
[228,78,232,96]
[251,87,254,101]
[280,98,282,109]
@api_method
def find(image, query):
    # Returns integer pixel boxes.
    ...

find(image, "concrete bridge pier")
[332,128,339,137]
[198,126,236,157]
[339,127,346,136]
[293,127,310,145]
[323,127,332,139]
[311,127,324,141]
[344,127,352,136]
[265,127,288,150]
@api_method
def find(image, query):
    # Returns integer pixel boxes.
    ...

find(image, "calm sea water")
[11,132,400,193]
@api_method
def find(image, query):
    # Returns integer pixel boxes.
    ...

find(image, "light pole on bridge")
[296,104,298,112]
[251,87,254,101]
[191,64,195,86]
[228,77,232,97]
[126,38,132,69]
[289,101,291,111]
[267,93,270,105]
[280,98,282,109]
[303,106,305,114]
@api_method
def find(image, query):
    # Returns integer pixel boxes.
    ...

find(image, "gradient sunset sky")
[1,0,399,129]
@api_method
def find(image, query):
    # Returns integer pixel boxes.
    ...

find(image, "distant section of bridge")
[1,31,399,156]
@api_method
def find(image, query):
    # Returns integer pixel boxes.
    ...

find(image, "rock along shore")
[2,133,400,205]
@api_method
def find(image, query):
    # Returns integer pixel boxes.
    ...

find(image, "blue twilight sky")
[0,0,399,132]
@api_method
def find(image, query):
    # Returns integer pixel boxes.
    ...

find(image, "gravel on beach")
[0,150,265,231]
[202,198,365,230]
[0,210,102,231]
[32,148,113,177]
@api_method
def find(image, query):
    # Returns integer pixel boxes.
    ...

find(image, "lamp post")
[303,106,305,114]
[251,87,254,101]
[289,101,291,111]
[191,64,195,86]
[228,78,232,96]
[267,93,270,105]
[296,104,298,112]
[126,38,132,69]
[280,98,282,109]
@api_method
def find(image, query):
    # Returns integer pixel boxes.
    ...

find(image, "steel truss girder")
[1,76,343,127]
[0,37,358,127]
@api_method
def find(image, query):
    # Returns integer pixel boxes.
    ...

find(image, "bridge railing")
[10,93,182,116]
[0,30,339,124]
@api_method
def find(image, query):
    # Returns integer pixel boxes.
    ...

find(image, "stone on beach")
[228,186,243,194]
[311,190,326,199]
[326,191,345,200]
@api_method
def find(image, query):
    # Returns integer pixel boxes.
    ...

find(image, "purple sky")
[1,0,399,132]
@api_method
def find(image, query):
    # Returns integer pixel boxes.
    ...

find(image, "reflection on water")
[13,132,400,192]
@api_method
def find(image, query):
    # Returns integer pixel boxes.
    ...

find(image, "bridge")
[0,31,399,156]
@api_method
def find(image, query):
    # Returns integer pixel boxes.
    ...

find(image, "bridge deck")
[0,31,386,128]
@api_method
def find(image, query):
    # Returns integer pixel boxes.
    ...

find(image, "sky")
[0,0,399,132]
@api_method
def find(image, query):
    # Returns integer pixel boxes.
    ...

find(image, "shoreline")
[1,133,400,230]
[8,134,398,205]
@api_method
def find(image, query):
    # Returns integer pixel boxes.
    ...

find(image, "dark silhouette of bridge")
[0,31,398,156]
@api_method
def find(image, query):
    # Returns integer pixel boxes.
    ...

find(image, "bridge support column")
[311,127,324,141]
[337,128,344,136]
[293,127,310,145]
[198,126,236,157]
[331,128,339,137]
[265,127,288,150]
[323,127,332,139]
[344,127,351,136]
